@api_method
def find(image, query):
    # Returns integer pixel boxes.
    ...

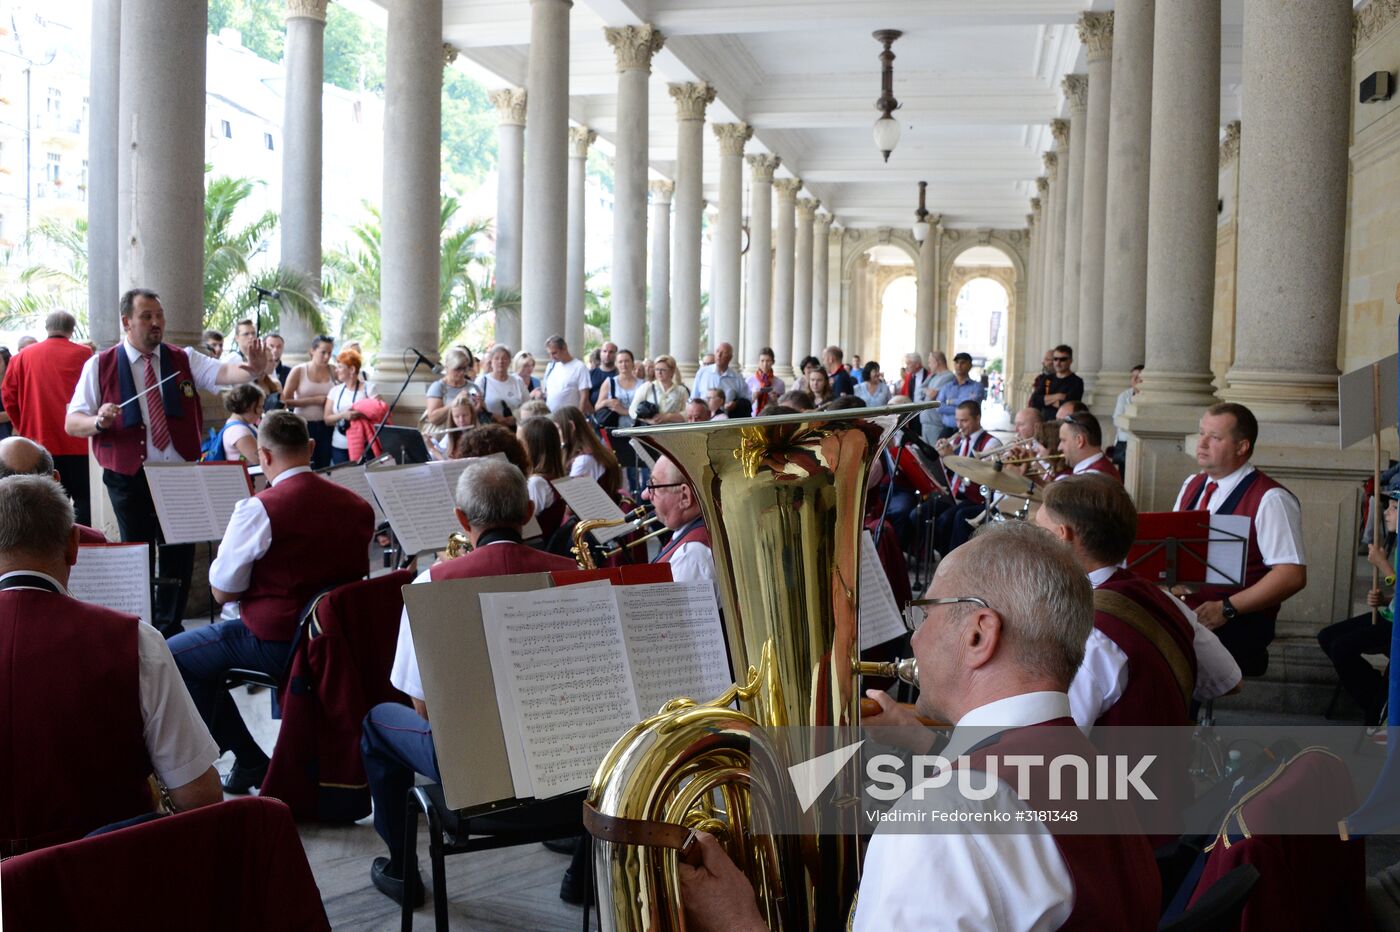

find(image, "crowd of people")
[0,293,1375,929]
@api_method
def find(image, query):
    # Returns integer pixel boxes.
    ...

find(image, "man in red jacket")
[168,411,373,796]
[363,457,576,907]
[2,311,94,524]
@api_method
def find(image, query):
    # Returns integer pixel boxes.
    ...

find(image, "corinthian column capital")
[489,88,528,126]
[746,154,781,181]
[649,179,675,203]
[1036,176,1049,195]
[604,24,665,73]
[669,82,717,121]
[796,198,820,220]
[816,212,834,230]
[713,122,753,157]
[1031,196,1041,215]
[1043,151,1059,179]
[773,178,803,199]
[1078,12,1114,61]
[443,44,460,67]
[1050,118,1070,147]
[1220,120,1241,164]
[285,0,328,23]
[1062,73,1089,112]
[569,125,597,157]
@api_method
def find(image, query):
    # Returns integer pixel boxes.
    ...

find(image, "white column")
[647,180,674,358]
[379,4,445,396]
[521,0,571,357]
[1023,200,1042,383]
[711,123,752,355]
[117,0,207,346]
[1100,0,1154,405]
[1034,176,1051,356]
[827,224,844,348]
[1059,78,1088,354]
[769,177,801,378]
[564,126,595,355]
[1224,0,1351,423]
[744,154,779,370]
[915,223,937,357]
[792,197,818,367]
[278,0,328,359]
[1046,133,1068,343]
[490,88,527,352]
[1075,13,1113,399]
[88,0,120,347]
[669,83,715,374]
[605,24,665,353]
[811,214,833,358]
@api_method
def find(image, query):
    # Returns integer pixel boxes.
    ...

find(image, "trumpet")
[445,531,471,558]
[933,428,967,456]
[974,436,1037,460]
[571,505,671,569]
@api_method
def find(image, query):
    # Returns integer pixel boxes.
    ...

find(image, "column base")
[774,364,796,384]
[1221,368,1339,426]
[1116,404,1204,511]
[1133,369,1218,410]
[1090,369,1131,445]
[677,361,699,384]
[1078,372,1097,404]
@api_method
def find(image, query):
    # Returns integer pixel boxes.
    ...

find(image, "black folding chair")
[1158,864,1260,931]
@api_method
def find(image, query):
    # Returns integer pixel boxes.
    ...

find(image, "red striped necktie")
[141,353,173,451]
[1200,480,1218,510]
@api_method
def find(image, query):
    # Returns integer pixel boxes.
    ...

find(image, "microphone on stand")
[252,285,281,299]
[408,347,446,376]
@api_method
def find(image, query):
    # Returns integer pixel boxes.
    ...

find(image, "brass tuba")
[587,404,920,931]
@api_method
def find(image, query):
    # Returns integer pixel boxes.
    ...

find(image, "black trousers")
[103,468,195,637]
[1318,613,1393,726]
[52,454,91,527]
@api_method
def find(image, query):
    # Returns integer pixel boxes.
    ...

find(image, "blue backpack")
[200,423,230,462]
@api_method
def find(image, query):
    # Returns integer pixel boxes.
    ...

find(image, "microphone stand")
[359,349,434,465]
[873,429,911,547]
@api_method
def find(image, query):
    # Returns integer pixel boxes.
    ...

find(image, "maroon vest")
[654,519,710,565]
[1094,569,1196,727]
[949,431,999,503]
[239,472,375,641]
[0,591,153,854]
[1080,454,1121,482]
[93,343,203,474]
[429,539,577,582]
[1177,469,1288,621]
[958,718,1160,930]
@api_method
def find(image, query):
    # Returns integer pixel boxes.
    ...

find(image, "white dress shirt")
[1070,451,1107,476]
[569,453,607,482]
[1068,566,1243,727]
[209,466,314,619]
[1171,464,1305,567]
[689,364,751,403]
[0,570,219,788]
[854,692,1075,931]
[666,540,716,586]
[68,341,226,464]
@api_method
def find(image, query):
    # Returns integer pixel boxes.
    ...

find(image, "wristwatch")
[1220,598,1238,621]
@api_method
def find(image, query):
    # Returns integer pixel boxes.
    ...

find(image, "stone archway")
[946,266,1013,376]
[938,231,1027,391]
[836,228,920,362]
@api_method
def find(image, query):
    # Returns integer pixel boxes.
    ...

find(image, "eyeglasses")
[643,481,686,494]
[1052,356,1071,363]
[902,596,991,633]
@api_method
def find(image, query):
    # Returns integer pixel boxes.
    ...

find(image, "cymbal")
[941,455,1044,502]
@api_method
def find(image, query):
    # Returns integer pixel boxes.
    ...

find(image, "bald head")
[0,437,56,480]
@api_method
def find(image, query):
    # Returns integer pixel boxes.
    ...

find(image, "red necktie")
[142,353,173,451]
[1200,480,1218,510]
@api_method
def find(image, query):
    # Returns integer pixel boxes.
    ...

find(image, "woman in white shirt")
[475,343,527,427]
[323,348,379,466]
[629,354,690,424]
[220,383,263,463]
[551,405,623,499]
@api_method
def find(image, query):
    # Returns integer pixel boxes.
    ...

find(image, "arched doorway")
[946,245,1015,401]
[837,230,920,369]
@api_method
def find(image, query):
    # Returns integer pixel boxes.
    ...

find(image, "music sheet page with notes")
[143,462,251,544]
[69,544,152,624]
[326,464,385,524]
[615,580,732,717]
[480,584,641,799]
[365,463,458,556]
[549,476,631,543]
[858,529,907,650]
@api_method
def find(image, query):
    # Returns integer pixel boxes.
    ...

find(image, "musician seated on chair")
[168,411,374,797]
[932,401,997,555]
[0,475,221,855]
[644,455,715,585]
[1056,411,1120,482]
[0,436,106,542]
[1170,402,1305,672]
[363,457,577,907]
[680,522,1160,931]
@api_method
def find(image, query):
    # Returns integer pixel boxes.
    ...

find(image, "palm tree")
[202,173,324,335]
[0,217,90,333]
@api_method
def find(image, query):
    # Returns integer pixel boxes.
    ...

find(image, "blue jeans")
[362,702,440,867]
[168,618,292,766]
[329,445,350,465]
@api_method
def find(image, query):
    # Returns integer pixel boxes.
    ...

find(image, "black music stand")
[375,426,431,465]
[1127,511,1248,588]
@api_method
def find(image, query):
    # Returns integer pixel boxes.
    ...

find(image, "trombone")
[974,436,1037,460]
[571,504,671,569]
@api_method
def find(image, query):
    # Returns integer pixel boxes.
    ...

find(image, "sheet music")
[69,544,152,624]
[143,462,251,544]
[365,463,458,556]
[480,584,640,799]
[616,580,732,717]
[1206,514,1252,586]
[326,464,385,524]
[859,529,907,650]
[550,475,631,543]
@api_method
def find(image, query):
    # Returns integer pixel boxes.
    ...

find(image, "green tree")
[323,4,386,92]
[441,71,498,189]
[583,269,612,352]
[207,0,285,62]
[0,217,90,333]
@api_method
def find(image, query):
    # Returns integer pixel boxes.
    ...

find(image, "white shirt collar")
[269,465,313,486]
[122,339,150,363]
[1072,451,1105,474]
[1086,565,1117,587]
[943,691,1072,760]
[0,569,71,596]
[1203,463,1255,497]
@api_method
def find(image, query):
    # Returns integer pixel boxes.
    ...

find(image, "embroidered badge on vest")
[180,379,195,399]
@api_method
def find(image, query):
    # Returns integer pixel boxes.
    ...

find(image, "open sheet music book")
[68,543,152,624]
[142,461,252,544]
[479,578,731,799]
[366,454,540,556]
[859,529,907,650]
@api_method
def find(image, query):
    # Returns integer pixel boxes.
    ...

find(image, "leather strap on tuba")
[582,800,702,864]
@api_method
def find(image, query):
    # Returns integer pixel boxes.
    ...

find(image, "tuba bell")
[586,403,924,931]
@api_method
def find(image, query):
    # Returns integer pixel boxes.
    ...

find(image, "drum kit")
[940,436,1061,524]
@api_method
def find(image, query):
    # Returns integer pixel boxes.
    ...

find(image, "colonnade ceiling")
[363,0,1254,230]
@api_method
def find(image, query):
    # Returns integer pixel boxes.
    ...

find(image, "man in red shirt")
[2,311,94,524]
